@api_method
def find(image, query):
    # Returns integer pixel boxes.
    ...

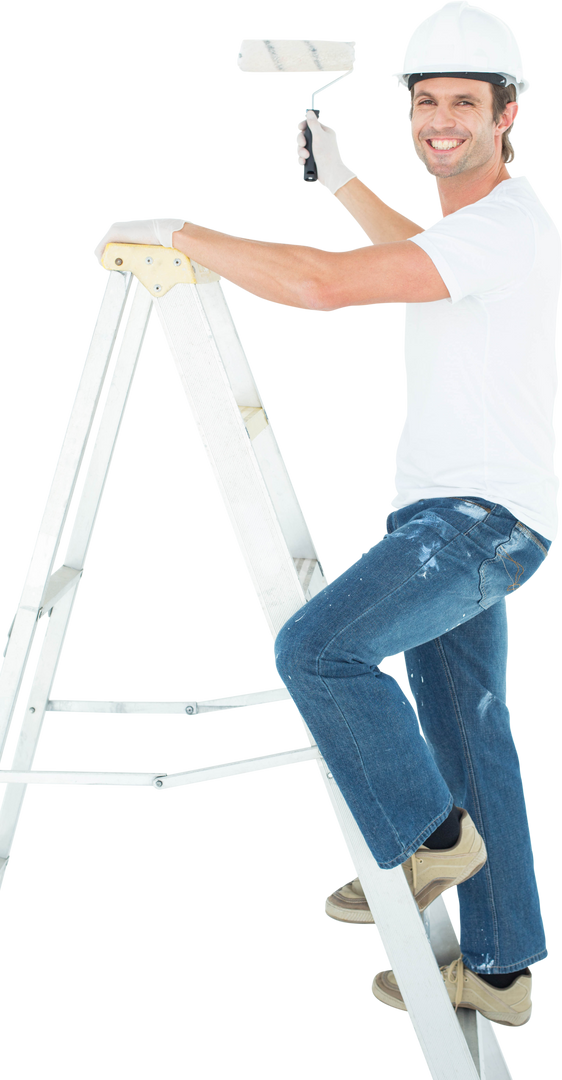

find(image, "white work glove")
[94,218,186,264]
[297,111,356,195]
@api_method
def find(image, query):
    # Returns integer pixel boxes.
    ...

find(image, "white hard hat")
[389,0,533,104]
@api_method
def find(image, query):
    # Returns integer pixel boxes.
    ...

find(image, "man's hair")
[409,82,517,163]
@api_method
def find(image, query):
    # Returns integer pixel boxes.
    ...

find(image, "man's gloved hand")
[94,218,187,265]
[297,111,356,195]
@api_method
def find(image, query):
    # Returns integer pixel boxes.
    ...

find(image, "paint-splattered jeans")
[274,497,552,974]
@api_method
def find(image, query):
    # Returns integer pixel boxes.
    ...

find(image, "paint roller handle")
[303,110,320,182]
[299,112,357,193]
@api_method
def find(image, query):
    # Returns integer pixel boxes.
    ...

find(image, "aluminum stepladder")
[0,244,513,1080]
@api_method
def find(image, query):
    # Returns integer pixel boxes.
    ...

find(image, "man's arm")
[169,219,319,313]
[335,179,426,244]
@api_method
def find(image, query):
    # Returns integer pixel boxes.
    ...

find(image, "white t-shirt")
[393,177,561,541]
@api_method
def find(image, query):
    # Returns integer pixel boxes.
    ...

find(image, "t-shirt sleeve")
[409,199,536,305]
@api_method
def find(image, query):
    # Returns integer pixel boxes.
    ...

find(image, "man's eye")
[419,100,472,105]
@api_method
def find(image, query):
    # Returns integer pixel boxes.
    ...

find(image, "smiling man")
[412,79,514,197]
[169,76,518,315]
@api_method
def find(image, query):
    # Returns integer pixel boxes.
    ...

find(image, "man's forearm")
[336,179,425,244]
[172,223,333,309]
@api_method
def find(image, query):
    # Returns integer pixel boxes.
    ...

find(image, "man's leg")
[406,598,547,975]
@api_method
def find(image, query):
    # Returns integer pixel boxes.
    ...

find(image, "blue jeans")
[274,498,552,975]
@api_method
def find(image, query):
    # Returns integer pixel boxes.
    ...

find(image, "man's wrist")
[325,165,357,196]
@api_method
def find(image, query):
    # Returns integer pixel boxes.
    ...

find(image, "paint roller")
[238,40,355,181]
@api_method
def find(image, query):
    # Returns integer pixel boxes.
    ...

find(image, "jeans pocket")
[478,522,549,610]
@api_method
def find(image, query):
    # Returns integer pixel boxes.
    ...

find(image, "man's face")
[410,77,512,177]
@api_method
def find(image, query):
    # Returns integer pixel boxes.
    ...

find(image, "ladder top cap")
[101,243,220,297]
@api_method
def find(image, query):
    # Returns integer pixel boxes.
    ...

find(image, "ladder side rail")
[261,675,507,1076]
[0,272,130,759]
[198,283,323,564]
[0,282,152,878]
[321,773,481,1080]
[155,285,306,637]
[199,278,502,1076]
[476,1013,513,1080]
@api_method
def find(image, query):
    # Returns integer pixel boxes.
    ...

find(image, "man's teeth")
[429,139,464,149]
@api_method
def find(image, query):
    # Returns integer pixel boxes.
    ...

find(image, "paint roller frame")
[233,38,360,185]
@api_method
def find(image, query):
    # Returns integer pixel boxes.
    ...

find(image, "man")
[96,2,559,1027]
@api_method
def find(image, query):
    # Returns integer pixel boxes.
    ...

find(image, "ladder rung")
[239,405,268,440]
[38,565,82,618]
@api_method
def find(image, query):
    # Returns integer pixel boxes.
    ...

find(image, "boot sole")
[372,973,532,1026]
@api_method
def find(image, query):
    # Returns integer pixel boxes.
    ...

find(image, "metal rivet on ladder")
[145,256,153,264]
[154,284,162,292]
[29,707,35,713]
[173,258,182,266]
[185,705,195,715]
[114,258,123,266]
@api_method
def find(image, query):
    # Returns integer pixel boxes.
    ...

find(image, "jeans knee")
[272,622,306,678]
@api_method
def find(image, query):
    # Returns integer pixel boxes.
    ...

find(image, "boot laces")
[443,954,464,1010]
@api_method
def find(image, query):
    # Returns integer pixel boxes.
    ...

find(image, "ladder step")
[38,565,82,618]
[240,405,268,440]
[294,557,325,599]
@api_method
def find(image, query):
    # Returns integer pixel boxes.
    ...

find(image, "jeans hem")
[462,950,551,976]
[376,799,453,872]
